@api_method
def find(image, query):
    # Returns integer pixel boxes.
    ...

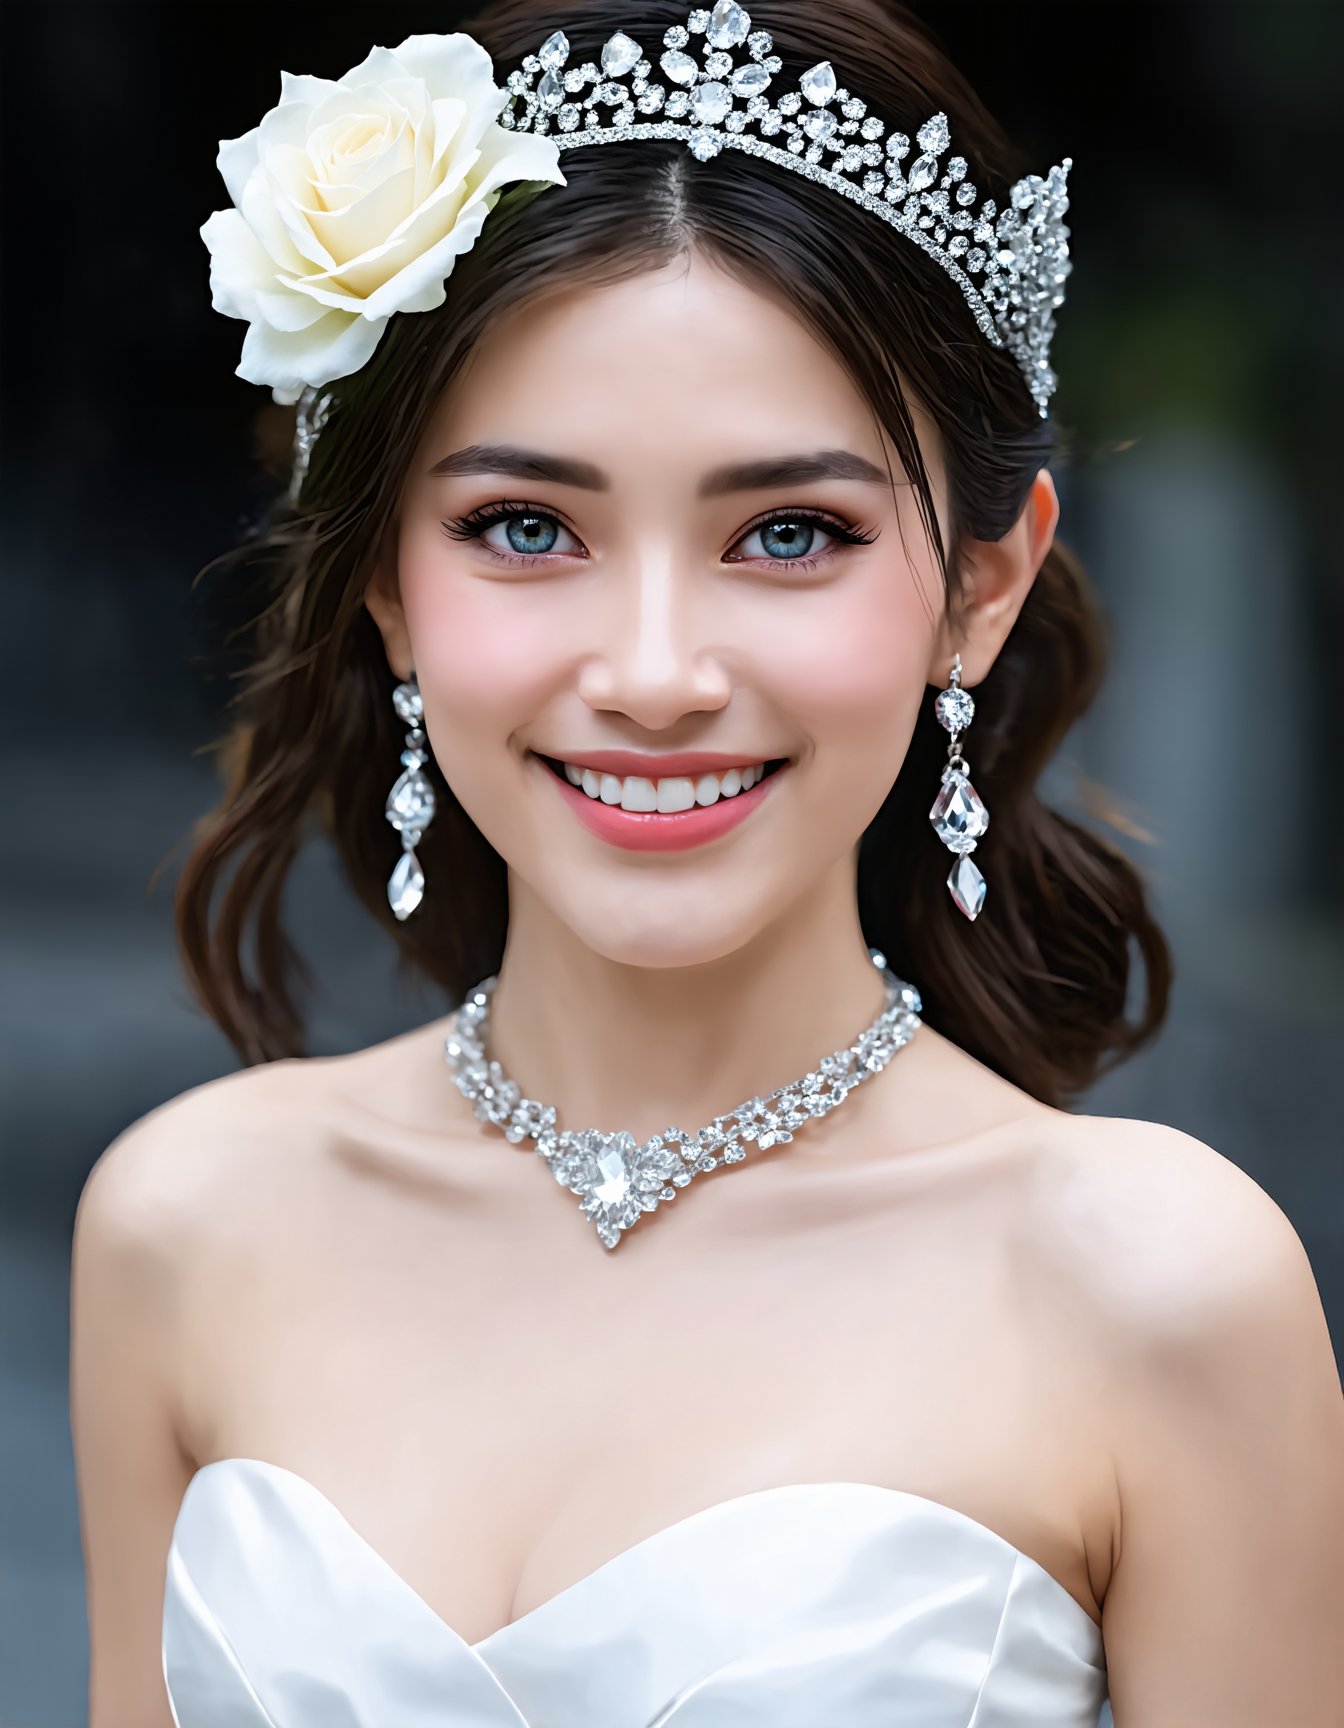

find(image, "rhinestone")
[946,155,968,181]
[776,90,801,114]
[916,112,950,154]
[803,109,836,141]
[885,131,909,160]
[935,685,975,734]
[660,48,698,84]
[908,153,938,191]
[636,85,665,111]
[956,182,977,206]
[747,28,773,55]
[800,60,836,105]
[860,115,883,139]
[392,681,423,723]
[705,49,732,76]
[538,30,569,69]
[947,852,987,920]
[601,31,641,76]
[388,849,424,921]
[386,767,436,832]
[863,171,884,193]
[929,770,989,853]
[764,54,782,72]
[688,9,710,31]
[665,88,690,115]
[842,97,865,118]
[688,127,723,159]
[563,67,585,91]
[663,23,689,47]
[730,61,770,94]
[707,0,750,49]
[843,145,864,170]
[691,79,731,123]
[537,69,562,109]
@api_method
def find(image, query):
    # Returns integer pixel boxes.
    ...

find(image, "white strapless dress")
[162,1457,1110,1726]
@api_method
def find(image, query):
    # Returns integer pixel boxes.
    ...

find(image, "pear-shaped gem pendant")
[947,852,987,921]
[929,766,989,853]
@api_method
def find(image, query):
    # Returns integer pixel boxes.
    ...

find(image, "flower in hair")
[200,33,567,405]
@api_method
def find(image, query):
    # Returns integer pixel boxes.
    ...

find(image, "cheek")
[766,574,932,760]
[395,525,560,742]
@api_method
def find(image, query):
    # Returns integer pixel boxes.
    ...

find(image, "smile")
[530,752,791,852]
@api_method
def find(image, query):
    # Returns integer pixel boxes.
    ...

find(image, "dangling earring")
[929,654,990,921]
[384,673,435,921]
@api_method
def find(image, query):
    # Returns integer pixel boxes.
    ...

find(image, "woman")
[70,1,1344,1723]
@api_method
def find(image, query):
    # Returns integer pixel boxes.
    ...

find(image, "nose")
[575,549,733,731]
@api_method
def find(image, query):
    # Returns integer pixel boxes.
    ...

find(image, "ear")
[364,559,415,681]
[924,468,1060,688]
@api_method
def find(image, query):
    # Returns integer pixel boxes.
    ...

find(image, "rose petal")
[239,302,387,402]
[354,126,565,316]
[216,126,262,214]
[244,167,327,273]
[308,162,418,277]
[278,69,337,109]
[254,285,333,332]
[200,208,274,322]
[387,33,504,125]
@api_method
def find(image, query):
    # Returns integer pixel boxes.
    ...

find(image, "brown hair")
[174,0,1171,1105]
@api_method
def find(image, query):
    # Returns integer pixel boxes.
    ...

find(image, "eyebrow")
[425,443,890,495]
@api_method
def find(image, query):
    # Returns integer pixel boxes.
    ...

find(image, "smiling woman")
[69,2,1344,1727]
[175,0,1168,1105]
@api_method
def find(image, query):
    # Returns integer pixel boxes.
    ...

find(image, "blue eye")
[740,518,824,561]
[440,502,878,572]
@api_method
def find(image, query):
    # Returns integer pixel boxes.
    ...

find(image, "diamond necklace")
[443,946,923,1249]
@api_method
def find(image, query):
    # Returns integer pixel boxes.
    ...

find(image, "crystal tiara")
[499,1,1073,417]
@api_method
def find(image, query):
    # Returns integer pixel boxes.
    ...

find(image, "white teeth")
[554,758,777,812]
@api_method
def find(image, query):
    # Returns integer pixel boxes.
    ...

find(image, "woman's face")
[376,250,950,971]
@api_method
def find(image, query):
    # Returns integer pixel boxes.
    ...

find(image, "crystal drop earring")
[384,673,436,921]
[928,654,990,920]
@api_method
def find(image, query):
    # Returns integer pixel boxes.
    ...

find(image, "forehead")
[419,251,938,479]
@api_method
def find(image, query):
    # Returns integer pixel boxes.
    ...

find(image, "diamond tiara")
[499,0,1073,416]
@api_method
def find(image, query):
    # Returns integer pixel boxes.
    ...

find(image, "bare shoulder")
[1030,1110,1332,1356]
[77,1056,315,1268]
[75,1017,459,1293]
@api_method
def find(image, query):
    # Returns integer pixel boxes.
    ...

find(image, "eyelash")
[438,499,879,573]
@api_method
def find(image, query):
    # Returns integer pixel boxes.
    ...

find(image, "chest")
[181,1140,1111,1639]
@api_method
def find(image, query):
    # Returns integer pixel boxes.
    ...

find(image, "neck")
[481,861,905,1150]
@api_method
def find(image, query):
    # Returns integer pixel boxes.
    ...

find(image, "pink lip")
[532,754,789,852]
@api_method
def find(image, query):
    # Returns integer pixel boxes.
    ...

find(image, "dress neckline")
[172,1454,1104,1643]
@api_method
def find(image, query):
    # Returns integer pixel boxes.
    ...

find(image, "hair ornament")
[201,3,1074,505]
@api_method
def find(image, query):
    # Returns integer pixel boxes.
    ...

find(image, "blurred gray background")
[2,0,1341,1722]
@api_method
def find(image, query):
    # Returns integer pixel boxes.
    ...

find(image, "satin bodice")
[162,1456,1109,1726]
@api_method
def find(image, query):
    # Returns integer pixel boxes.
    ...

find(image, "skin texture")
[72,252,1344,1727]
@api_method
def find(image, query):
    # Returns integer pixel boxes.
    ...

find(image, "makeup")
[531,753,790,853]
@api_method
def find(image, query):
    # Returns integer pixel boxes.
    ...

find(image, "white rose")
[200,33,565,405]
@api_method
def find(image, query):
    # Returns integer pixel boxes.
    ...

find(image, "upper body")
[77,2,1343,1722]
[71,1008,1344,1727]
